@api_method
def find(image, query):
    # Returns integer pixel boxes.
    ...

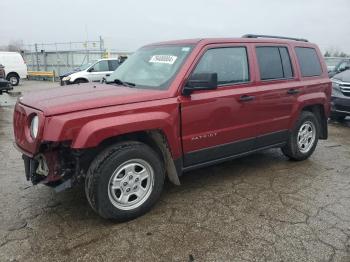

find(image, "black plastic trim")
[256,130,289,148]
[184,137,254,166]
[183,142,286,173]
[183,130,288,168]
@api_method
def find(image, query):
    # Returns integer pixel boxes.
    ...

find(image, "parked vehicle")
[327,58,350,78]
[13,35,331,221]
[60,58,122,85]
[0,79,12,95]
[330,69,350,121]
[0,64,5,79]
[325,57,343,72]
[0,52,28,86]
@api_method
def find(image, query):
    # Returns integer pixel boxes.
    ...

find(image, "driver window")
[91,60,109,72]
[192,47,249,85]
[338,61,350,72]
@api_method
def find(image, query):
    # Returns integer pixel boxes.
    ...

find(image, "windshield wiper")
[113,78,136,87]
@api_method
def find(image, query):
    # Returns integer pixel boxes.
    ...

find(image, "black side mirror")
[88,67,94,72]
[183,73,218,96]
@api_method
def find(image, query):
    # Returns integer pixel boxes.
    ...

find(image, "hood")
[59,68,81,78]
[20,83,171,116]
[332,70,350,83]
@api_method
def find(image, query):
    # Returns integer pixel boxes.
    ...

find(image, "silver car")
[60,58,122,85]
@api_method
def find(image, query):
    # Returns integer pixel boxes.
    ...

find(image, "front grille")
[14,109,26,144]
[340,83,350,97]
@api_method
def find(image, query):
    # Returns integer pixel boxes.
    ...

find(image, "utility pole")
[34,43,40,71]
[99,36,105,58]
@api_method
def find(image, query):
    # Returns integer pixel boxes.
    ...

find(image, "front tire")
[6,74,19,86]
[282,111,319,161]
[85,141,165,221]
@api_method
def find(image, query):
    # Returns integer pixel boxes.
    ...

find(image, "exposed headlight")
[30,115,39,139]
[331,80,343,97]
[332,81,340,89]
[62,76,71,81]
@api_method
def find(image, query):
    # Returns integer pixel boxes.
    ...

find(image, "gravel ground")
[0,80,350,261]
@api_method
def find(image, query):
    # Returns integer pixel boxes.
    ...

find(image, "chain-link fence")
[21,38,132,76]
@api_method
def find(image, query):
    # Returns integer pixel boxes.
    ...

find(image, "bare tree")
[324,51,331,57]
[7,40,24,52]
[0,40,24,52]
[324,48,349,57]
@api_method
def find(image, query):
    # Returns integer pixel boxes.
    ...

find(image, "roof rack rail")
[242,34,308,42]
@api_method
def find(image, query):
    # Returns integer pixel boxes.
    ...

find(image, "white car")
[60,58,121,85]
[0,52,28,86]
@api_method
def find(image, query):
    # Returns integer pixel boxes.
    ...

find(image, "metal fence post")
[34,43,39,71]
[43,51,47,71]
[55,43,60,76]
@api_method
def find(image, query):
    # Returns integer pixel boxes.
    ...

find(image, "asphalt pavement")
[0,81,349,261]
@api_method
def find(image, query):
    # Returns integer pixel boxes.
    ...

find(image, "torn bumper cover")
[22,150,80,192]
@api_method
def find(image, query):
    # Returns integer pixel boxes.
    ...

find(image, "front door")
[180,44,260,167]
[88,60,111,82]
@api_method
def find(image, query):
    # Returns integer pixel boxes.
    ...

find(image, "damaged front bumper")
[21,146,84,192]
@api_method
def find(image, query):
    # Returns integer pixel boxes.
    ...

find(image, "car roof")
[98,58,119,61]
[0,51,21,55]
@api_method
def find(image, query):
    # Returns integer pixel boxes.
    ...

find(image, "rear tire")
[85,141,165,221]
[6,73,19,86]
[282,111,319,161]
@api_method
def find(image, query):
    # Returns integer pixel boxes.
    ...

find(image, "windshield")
[324,58,343,67]
[107,45,193,89]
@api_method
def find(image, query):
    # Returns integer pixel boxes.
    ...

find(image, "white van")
[0,52,28,86]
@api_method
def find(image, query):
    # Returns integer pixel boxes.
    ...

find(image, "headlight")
[30,115,39,139]
[332,81,340,89]
[62,76,71,81]
[331,80,342,97]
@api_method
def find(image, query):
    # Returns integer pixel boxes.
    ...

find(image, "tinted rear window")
[256,47,293,80]
[295,47,322,77]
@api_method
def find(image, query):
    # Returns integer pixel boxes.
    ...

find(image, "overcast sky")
[0,0,349,53]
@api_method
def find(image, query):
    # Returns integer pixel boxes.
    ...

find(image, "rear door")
[180,44,261,167]
[253,45,301,147]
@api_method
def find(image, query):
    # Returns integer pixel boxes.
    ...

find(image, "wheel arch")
[82,129,181,185]
[6,71,19,79]
[73,77,89,83]
[291,93,329,140]
[301,104,328,139]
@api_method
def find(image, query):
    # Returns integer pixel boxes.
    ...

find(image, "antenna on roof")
[242,34,308,42]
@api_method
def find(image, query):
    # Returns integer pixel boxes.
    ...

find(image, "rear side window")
[108,60,120,71]
[192,47,249,85]
[256,47,293,80]
[295,47,322,77]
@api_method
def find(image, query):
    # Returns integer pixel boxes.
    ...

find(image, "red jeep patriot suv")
[13,35,331,221]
